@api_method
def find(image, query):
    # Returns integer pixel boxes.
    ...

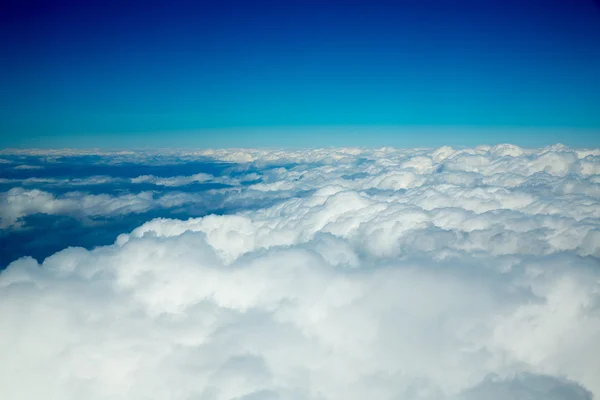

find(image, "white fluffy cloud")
[0,176,122,187]
[1,144,600,400]
[131,173,214,187]
[1,174,219,189]
[13,164,44,170]
[0,188,209,228]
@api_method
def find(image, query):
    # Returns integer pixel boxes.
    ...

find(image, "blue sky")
[1,0,600,148]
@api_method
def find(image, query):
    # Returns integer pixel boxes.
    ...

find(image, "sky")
[1,0,600,148]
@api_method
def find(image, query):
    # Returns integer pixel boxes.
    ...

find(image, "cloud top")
[1,144,599,399]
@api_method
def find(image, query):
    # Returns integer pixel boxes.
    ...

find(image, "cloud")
[0,188,208,229]
[0,176,122,186]
[13,164,43,170]
[1,144,599,399]
[1,174,218,188]
[458,373,592,400]
[130,173,214,186]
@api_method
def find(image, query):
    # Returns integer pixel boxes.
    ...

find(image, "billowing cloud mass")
[1,144,600,400]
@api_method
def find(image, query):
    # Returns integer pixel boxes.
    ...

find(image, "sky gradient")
[1,0,600,148]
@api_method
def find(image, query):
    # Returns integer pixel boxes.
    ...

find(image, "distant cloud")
[130,172,213,186]
[1,174,218,188]
[1,144,599,399]
[0,188,207,229]
[0,176,121,186]
[13,164,43,170]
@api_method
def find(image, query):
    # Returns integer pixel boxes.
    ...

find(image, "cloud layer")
[0,188,210,229]
[1,144,599,400]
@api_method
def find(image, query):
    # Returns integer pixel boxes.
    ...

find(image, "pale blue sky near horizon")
[3,126,600,149]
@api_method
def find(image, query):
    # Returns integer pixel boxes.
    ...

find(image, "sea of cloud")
[1,144,599,399]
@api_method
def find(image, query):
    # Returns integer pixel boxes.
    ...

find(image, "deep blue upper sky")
[1,0,600,148]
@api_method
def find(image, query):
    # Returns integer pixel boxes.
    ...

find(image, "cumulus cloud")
[0,176,122,186]
[1,144,600,400]
[0,188,209,228]
[13,164,43,170]
[130,173,214,186]
[459,373,592,400]
[1,174,218,188]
